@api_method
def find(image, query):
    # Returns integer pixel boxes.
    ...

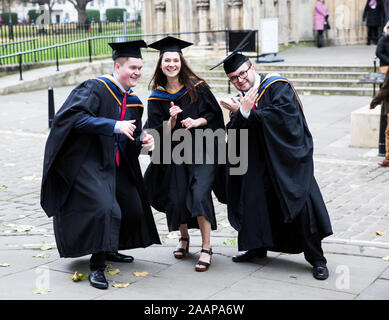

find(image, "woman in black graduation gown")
[144,36,225,272]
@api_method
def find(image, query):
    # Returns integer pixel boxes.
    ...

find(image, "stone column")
[209,0,227,50]
[228,0,243,30]
[141,0,155,35]
[196,0,210,46]
[155,0,166,34]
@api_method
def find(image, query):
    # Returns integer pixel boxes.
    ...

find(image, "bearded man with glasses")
[212,45,333,281]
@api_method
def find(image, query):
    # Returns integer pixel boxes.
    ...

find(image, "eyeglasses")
[229,64,252,83]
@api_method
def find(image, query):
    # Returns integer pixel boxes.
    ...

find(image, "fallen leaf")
[133,271,149,277]
[289,275,297,279]
[165,232,179,239]
[71,271,89,282]
[22,176,35,181]
[14,225,33,232]
[223,238,237,246]
[32,289,48,295]
[0,263,10,267]
[219,222,230,228]
[33,253,50,258]
[112,283,130,288]
[376,231,384,236]
[382,256,389,261]
[4,163,15,167]
[0,185,8,189]
[40,242,52,251]
[33,289,50,294]
[108,268,120,275]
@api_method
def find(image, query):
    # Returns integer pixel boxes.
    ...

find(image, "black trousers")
[295,204,327,268]
[317,30,324,48]
[367,26,379,45]
[90,252,106,271]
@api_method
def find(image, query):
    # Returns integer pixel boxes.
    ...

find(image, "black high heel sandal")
[173,237,190,259]
[195,248,213,272]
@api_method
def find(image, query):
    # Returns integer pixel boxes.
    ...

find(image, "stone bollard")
[350,104,380,148]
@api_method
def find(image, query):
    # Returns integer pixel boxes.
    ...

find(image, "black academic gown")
[40,77,161,258]
[144,81,226,232]
[226,75,332,252]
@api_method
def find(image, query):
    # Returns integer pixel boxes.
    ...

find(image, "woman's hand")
[168,101,183,129]
[181,117,207,130]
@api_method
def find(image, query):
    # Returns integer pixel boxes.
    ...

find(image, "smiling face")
[114,57,143,90]
[227,61,256,92]
[160,51,181,80]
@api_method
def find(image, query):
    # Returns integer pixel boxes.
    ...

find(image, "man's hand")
[141,130,154,151]
[239,87,259,114]
[220,97,240,113]
[119,120,136,140]
[181,117,206,130]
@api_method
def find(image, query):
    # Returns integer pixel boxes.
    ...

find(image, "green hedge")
[105,8,127,22]
[27,9,40,24]
[86,10,100,23]
[0,12,18,25]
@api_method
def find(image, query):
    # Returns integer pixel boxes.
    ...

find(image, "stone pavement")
[0,45,388,303]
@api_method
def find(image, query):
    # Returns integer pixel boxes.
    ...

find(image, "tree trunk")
[76,5,87,24]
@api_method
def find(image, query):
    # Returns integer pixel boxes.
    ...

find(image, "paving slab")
[356,279,389,300]
[209,276,355,300]
[100,254,262,300]
[250,253,389,296]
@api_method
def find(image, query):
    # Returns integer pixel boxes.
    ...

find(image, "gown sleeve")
[247,81,314,222]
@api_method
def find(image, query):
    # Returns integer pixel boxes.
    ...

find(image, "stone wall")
[142,0,372,49]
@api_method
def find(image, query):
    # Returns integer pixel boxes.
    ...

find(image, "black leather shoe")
[313,266,329,280]
[232,248,267,262]
[89,268,108,289]
[106,252,134,263]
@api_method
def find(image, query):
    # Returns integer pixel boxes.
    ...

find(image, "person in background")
[376,20,389,73]
[314,0,330,48]
[370,68,389,167]
[363,0,384,45]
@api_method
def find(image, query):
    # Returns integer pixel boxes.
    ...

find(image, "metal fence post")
[48,87,55,129]
[56,46,59,71]
[18,54,23,80]
[88,39,92,62]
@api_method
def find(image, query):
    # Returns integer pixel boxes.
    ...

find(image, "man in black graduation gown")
[212,45,333,280]
[40,40,161,289]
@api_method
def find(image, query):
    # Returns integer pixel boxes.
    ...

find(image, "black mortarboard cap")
[210,42,249,74]
[148,36,193,55]
[108,40,147,60]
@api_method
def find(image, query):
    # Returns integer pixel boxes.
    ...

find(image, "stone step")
[201,63,375,73]
[196,70,369,80]
[203,77,374,88]
[207,84,374,96]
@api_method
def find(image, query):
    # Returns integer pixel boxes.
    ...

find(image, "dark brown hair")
[371,68,389,109]
[148,52,209,104]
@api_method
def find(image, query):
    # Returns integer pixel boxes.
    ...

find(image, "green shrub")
[86,9,100,23]
[1,12,18,25]
[105,8,127,22]
[27,9,40,24]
